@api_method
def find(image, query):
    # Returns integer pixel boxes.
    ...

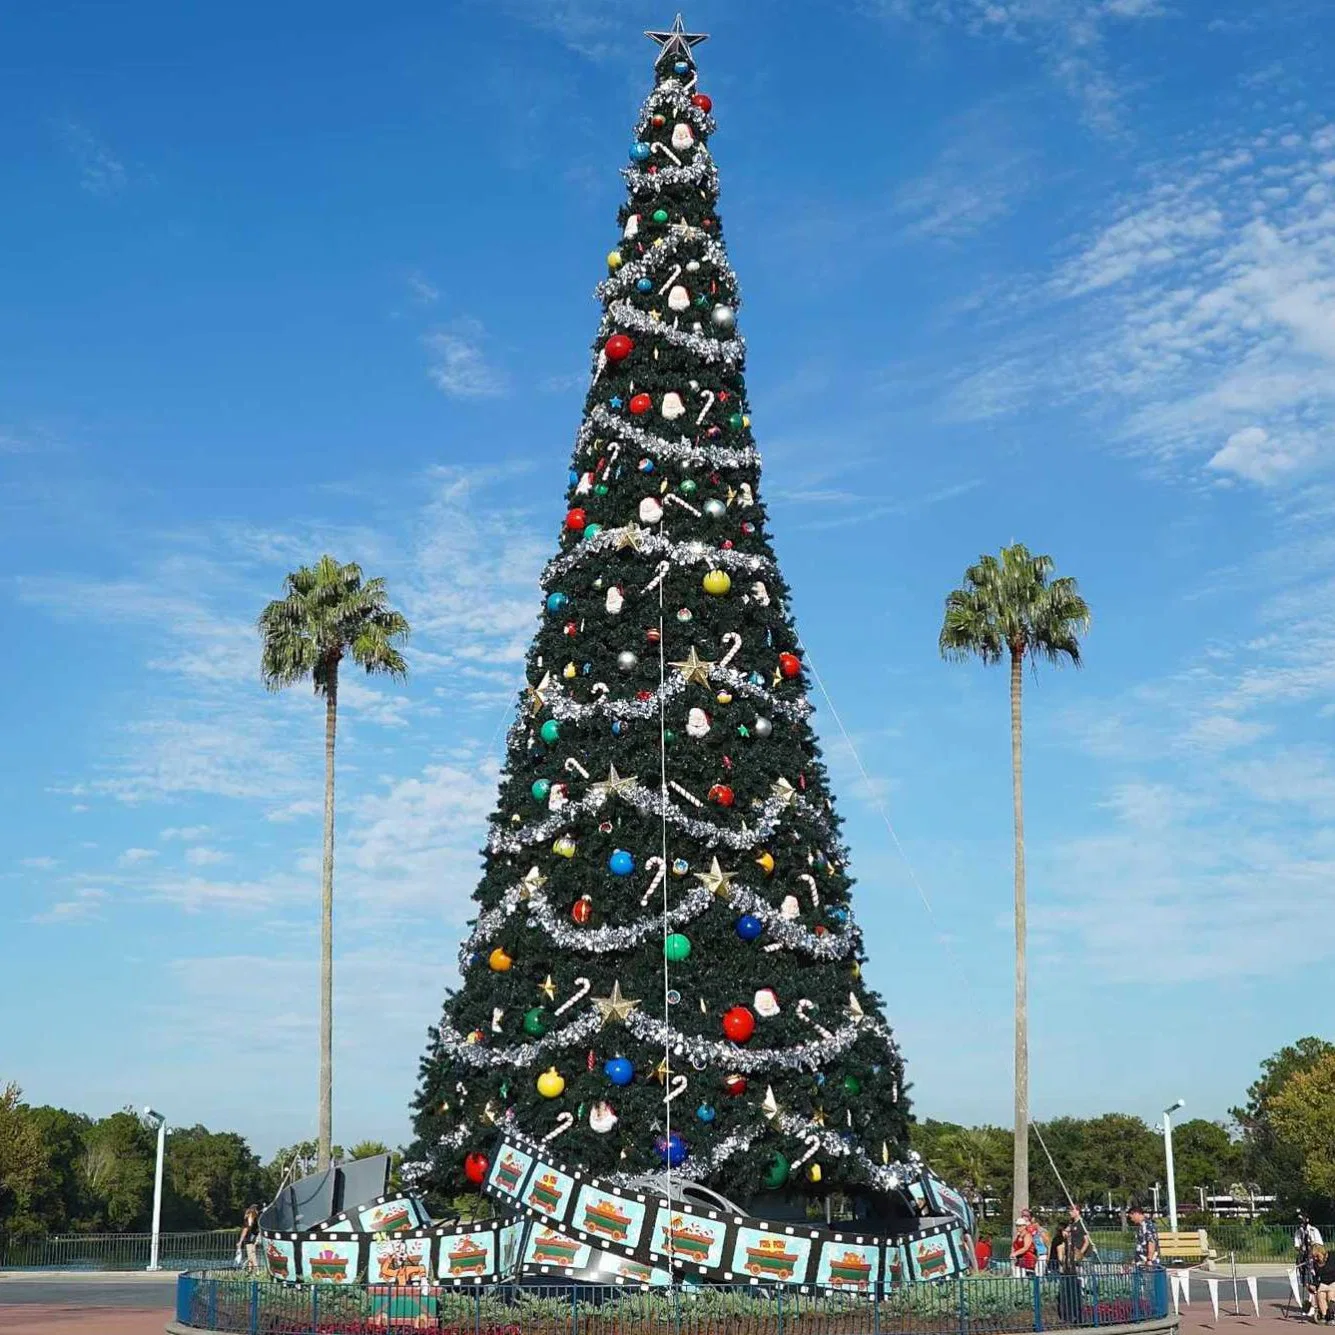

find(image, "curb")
[0,1269,182,1282]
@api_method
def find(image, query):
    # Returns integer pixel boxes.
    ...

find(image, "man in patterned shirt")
[1128,1203,1160,1267]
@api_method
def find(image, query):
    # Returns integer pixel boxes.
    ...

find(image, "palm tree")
[259,557,409,1172]
[939,544,1089,1215]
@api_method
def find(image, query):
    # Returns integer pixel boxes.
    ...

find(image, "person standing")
[1129,1203,1160,1267]
[237,1204,261,1274]
[1011,1218,1037,1277]
[1058,1205,1091,1322]
[1299,1216,1326,1299]
[1064,1204,1091,1267]
[975,1235,994,1273]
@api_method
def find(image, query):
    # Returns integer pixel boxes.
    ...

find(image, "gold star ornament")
[693,856,737,899]
[613,524,648,552]
[527,672,553,716]
[592,980,641,1025]
[591,764,639,800]
[519,866,547,901]
[770,777,798,807]
[670,645,714,687]
[538,974,557,1001]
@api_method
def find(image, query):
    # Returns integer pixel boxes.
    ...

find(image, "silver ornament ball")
[617,650,639,673]
[711,304,736,332]
[685,259,701,273]
[703,498,726,520]
[753,716,773,738]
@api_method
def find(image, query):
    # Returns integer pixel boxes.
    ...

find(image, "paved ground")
[0,1273,173,1334]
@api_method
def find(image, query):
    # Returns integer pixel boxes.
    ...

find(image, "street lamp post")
[1163,1099,1184,1234]
[143,1108,167,1271]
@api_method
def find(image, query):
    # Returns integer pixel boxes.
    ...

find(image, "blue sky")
[3,0,1333,1159]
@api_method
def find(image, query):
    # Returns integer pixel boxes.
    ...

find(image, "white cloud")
[185,846,229,867]
[118,847,159,865]
[33,888,107,925]
[20,856,58,870]
[161,825,211,842]
[56,120,127,196]
[424,322,508,398]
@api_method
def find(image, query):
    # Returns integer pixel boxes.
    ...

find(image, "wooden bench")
[1156,1229,1217,1268]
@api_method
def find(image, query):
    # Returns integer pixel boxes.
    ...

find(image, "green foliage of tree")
[81,1110,157,1232]
[164,1127,268,1231]
[22,1106,96,1234]
[1269,1052,1335,1201]
[1172,1119,1242,1198]
[259,556,409,1173]
[939,544,1090,1213]
[0,1084,50,1238]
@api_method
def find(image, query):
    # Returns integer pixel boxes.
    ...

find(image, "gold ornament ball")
[607,251,623,271]
[488,947,513,972]
[537,1067,566,1099]
[702,569,732,596]
[806,1163,822,1183]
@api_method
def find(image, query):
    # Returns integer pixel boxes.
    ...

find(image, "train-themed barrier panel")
[257,1134,973,1294]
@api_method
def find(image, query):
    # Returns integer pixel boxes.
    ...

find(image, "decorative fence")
[0,1229,236,1271]
[173,1267,1171,1335]
[1085,1225,1302,1264]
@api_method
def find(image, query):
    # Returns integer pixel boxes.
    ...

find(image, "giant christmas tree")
[411,17,911,1210]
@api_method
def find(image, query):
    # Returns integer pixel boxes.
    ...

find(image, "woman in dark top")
[1310,1245,1335,1322]
[238,1205,261,1274]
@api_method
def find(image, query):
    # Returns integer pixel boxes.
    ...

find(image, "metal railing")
[174,1266,1171,1334]
[1085,1223,1310,1264]
[0,1229,236,1271]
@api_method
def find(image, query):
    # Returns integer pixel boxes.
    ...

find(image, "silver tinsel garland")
[633,83,717,141]
[541,666,811,724]
[599,299,745,368]
[542,528,775,584]
[622,150,720,201]
[595,231,738,307]
[487,780,831,857]
[621,1009,871,1074]
[578,408,761,471]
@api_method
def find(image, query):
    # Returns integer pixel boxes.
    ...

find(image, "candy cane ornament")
[793,1135,821,1170]
[563,757,590,780]
[695,390,715,425]
[668,780,704,809]
[719,632,742,669]
[665,493,701,517]
[590,683,610,700]
[657,264,683,296]
[641,855,667,906]
[542,1112,575,1143]
[644,561,670,594]
[663,1073,689,1104]
[795,998,833,1040]
[798,873,821,909]
[554,977,592,1016]
[651,141,682,167]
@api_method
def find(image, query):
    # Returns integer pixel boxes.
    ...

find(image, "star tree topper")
[644,13,708,66]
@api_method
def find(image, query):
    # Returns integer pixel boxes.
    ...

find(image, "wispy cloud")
[20,856,58,870]
[56,119,128,196]
[33,888,107,925]
[864,0,1166,132]
[424,321,509,398]
[491,0,625,63]
[118,847,159,866]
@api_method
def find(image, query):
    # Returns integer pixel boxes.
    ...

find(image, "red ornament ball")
[571,895,593,926]
[722,1005,756,1043]
[778,652,802,679]
[605,334,634,362]
[708,784,735,808]
[652,113,666,127]
[629,393,652,416]
[723,1072,748,1097]
[463,1152,490,1186]
[565,508,587,532]
[691,93,713,113]
[646,627,662,644]
[563,621,579,638]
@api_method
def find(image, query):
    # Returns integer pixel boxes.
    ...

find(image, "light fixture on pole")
[1162,1098,1184,1233]
[142,1107,167,1272]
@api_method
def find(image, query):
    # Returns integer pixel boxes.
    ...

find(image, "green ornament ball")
[523,1007,549,1037]
[664,933,692,962]
[594,483,610,496]
[583,523,603,539]
[679,478,698,494]
[842,1075,862,1096]
[763,1152,790,1189]
[531,778,552,801]
[728,412,744,430]
[663,729,677,744]
[651,207,669,224]
[539,719,560,744]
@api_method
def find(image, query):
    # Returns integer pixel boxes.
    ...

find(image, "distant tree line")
[3,1037,1331,1241]
[0,1082,399,1241]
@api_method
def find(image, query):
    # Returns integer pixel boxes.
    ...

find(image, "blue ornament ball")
[655,1131,688,1166]
[546,591,569,613]
[568,469,579,486]
[638,457,654,473]
[608,848,635,876]
[696,1102,716,1124]
[748,671,765,686]
[630,141,652,162]
[735,913,764,942]
[636,277,654,293]
[605,1057,634,1086]
[673,60,689,74]
[611,719,626,737]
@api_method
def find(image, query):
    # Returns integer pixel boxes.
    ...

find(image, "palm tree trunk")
[1010,647,1028,1215]
[318,663,338,1173]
